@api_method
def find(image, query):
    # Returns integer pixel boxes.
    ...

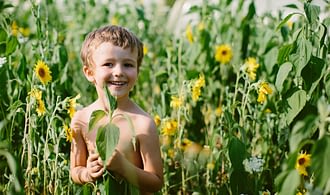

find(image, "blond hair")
[80,25,143,69]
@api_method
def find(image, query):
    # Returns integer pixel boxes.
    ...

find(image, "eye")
[103,63,113,67]
[124,63,135,68]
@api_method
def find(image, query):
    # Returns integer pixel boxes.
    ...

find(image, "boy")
[70,25,163,194]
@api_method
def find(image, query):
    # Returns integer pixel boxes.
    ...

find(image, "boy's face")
[85,42,138,100]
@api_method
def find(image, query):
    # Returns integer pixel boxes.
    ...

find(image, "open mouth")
[108,81,128,86]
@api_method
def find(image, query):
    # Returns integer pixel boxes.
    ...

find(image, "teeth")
[109,81,127,86]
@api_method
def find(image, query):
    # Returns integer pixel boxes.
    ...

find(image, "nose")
[113,64,123,77]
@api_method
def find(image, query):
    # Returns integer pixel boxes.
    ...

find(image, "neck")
[96,95,133,113]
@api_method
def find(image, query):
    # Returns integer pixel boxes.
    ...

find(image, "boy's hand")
[86,153,104,182]
[106,149,123,172]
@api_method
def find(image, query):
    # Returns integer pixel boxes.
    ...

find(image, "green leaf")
[88,110,107,132]
[277,44,293,65]
[0,28,7,43]
[96,124,120,163]
[264,47,278,74]
[289,115,317,152]
[59,44,68,65]
[276,13,302,31]
[228,136,247,171]
[289,38,312,77]
[104,85,117,113]
[285,89,307,125]
[277,170,300,195]
[311,135,330,189]
[301,56,325,98]
[5,35,18,55]
[275,62,292,93]
[304,3,320,25]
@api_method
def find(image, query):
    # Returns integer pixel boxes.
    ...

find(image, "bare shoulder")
[131,105,157,135]
[70,102,99,133]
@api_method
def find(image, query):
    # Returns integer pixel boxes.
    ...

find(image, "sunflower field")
[1,0,330,194]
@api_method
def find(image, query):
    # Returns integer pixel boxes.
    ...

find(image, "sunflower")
[215,44,233,64]
[243,57,260,80]
[257,82,273,104]
[170,96,183,109]
[67,94,81,118]
[161,119,177,136]
[154,114,161,126]
[36,99,46,116]
[295,151,311,176]
[63,124,73,142]
[191,74,205,102]
[34,60,52,85]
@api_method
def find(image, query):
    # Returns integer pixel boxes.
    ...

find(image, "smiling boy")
[70,25,163,194]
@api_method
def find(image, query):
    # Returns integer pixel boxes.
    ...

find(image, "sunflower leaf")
[88,110,107,132]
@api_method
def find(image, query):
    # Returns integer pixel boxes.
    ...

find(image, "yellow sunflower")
[67,94,81,118]
[34,60,52,85]
[170,96,183,109]
[244,57,260,80]
[36,99,46,116]
[191,74,205,102]
[295,151,311,176]
[154,114,161,126]
[161,119,178,136]
[215,44,233,64]
[257,82,273,104]
[63,124,73,142]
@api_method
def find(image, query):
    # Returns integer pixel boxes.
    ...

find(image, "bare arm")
[70,116,103,184]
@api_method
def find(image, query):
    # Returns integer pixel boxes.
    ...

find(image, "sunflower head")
[34,60,52,85]
[295,151,311,176]
[215,44,233,64]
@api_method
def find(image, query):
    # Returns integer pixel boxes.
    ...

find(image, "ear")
[83,65,95,83]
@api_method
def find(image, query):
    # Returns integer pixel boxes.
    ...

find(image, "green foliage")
[0,0,329,194]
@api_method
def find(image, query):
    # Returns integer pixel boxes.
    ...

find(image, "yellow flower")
[215,104,222,117]
[197,21,205,31]
[207,162,215,170]
[185,24,194,43]
[28,88,42,101]
[154,114,161,126]
[167,148,175,159]
[195,74,205,88]
[170,96,183,109]
[192,86,201,102]
[67,94,80,118]
[215,44,233,64]
[63,124,73,142]
[19,27,30,37]
[257,82,273,104]
[34,60,52,85]
[287,20,293,29]
[180,138,192,151]
[191,74,205,102]
[143,45,148,55]
[11,21,19,36]
[295,151,311,176]
[36,99,46,116]
[111,17,118,25]
[244,57,259,80]
[161,119,177,136]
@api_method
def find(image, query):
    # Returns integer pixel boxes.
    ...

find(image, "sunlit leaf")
[285,89,307,125]
[88,110,107,132]
[311,135,330,189]
[275,62,292,93]
[96,124,120,163]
